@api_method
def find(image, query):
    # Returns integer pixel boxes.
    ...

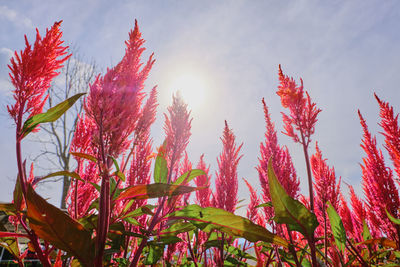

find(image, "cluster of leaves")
[2,20,400,267]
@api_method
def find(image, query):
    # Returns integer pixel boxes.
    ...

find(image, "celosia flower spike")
[359,110,400,242]
[163,92,192,178]
[85,20,155,158]
[243,178,260,222]
[195,154,212,207]
[257,99,299,220]
[311,142,341,214]
[215,120,243,213]
[277,65,321,148]
[375,93,400,186]
[7,21,70,136]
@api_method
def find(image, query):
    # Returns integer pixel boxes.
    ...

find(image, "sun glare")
[167,73,207,112]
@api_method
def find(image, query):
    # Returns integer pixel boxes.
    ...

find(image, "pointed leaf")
[359,238,397,248]
[326,201,346,253]
[21,93,85,138]
[110,156,125,182]
[173,169,206,185]
[169,204,288,247]
[0,203,16,213]
[13,176,23,211]
[26,185,94,267]
[267,159,318,238]
[154,155,168,183]
[0,223,20,260]
[116,183,204,202]
[256,202,273,208]
[386,208,400,225]
[362,220,372,241]
[38,171,85,183]
[70,152,97,163]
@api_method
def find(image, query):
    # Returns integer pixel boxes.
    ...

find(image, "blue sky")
[1,1,400,211]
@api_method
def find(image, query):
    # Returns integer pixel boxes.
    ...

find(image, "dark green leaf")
[267,159,318,238]
[160,221,196,236]
[22,93,85,138]
[169,204,288,247]
[0,203,16,213]
[326,201,346,253]
[26,185,94,267]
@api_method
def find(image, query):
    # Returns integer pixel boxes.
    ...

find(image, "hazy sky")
[1,1,400,212]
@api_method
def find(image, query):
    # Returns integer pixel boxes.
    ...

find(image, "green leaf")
[26,185,94,267]
[326,201,346,253]
[173,169,206,185]
[38,170,85,183]
[122,204,156,219]
[160,221,196,236]
[267,159,318,238]
[123,217,141,226]
[110,156,125,182]
[70,152,97,163]
[154,154,168,183]
[143,245,163,265]
[21,93,85,138]
[386,208,400,225]
[362,220,372,241]
[256,202,273,208]
[116,183,205,201]
[169,204,288,248]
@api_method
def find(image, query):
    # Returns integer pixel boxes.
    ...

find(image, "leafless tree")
[33,46,98,209]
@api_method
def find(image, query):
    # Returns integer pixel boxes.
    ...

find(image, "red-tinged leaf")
[38,171,85,183]
[169,204,288,248]
[0,232,29,238]
[116,183,205,202]
[13,176,23,211]
[173,169,206,185]
[26,185,94,267]
[0,224,20,260]
[267,159,318,238]
[358,238,397,249]
[21,93,85,138]
[0,203,17,213]
[70,152,97,163]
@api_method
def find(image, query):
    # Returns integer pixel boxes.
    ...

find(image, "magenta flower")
[375,94,400,187]
[359,110,400,243]
[7,21,70,138]
[85,20,155,158]
[276,65,321,148]
[195,155,212,208]
[243,178,260,222]
[257,99,299,220]
[215,121,242,213]
[311,143,341,220]
[163,92,192,179]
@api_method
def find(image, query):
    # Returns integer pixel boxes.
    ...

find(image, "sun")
[167,72,207,112]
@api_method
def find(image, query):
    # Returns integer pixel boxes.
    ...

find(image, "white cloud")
[0,5,34,29]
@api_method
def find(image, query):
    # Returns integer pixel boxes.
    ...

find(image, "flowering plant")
[1,20,400,267]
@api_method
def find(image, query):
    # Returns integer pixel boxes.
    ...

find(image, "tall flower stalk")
[358,110,400,244]
[276,65,321,266]
[83,20,155,265]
